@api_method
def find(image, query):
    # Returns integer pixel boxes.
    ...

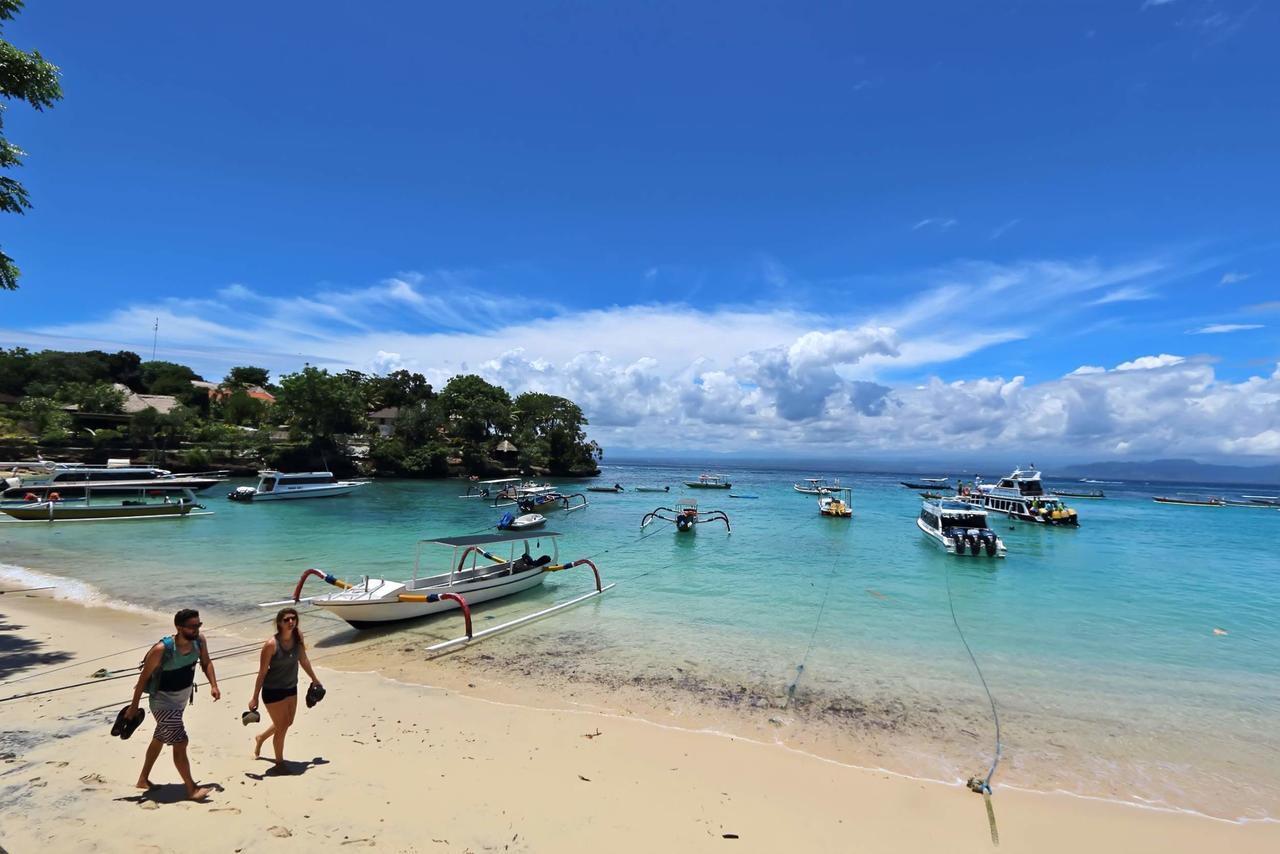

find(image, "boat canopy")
[423,530,563,548]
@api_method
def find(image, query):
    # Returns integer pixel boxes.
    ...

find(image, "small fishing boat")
[1050,489,1106,499]
[641,498,731,533]
[901,477,949,490]
[496,511,546,530]
[228,471,368,502]
[277,530,609,631]
[1,486,210,523]
[518,492,588,513]
[729,493,759,499]
[793,477,839,494]
[1242,494,1280,507]
[459,477,521,503]
[634,486,670,493]
[917,499,1006,557]
[1152,496,1224,507]
[586,483,625,493]
[684,473,732,489]
[818,487,853,518]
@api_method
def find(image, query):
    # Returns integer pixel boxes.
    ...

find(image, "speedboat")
[959,466,1078,526]
[818,487,853,518]
[283,530,604,629]
[683,473,732,489]
[497,511,546,530]
[900,477,949,490]
[228,470,368,502]
[794,477,839,494]
[917,499,1006,557]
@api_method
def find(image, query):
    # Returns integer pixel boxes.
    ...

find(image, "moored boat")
[818,487,853,518]
[496,511,546,530]
[901,477,949,490]
[281,530,607,630]
[917,499,1006,557]
[684,473,732,489]
[1153,496,1225,507]
[794,477,839,494]
[641,498,731,533]
[228,470,368,502]
[1050,489,1105,499]
[959,466,1079,526]
[586,483,625,493]
[1,486,209,523]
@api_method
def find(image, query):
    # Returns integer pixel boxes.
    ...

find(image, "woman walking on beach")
[126,608,220,801]
[249,607,321,768]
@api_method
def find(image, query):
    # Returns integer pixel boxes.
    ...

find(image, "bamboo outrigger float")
[269,531,612,643]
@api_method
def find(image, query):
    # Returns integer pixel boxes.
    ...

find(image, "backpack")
[142,635,201,695]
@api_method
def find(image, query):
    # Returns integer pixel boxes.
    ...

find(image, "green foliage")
[1,1,63,290]
[181,447,212,469]
[212,387,267,426]
[129,404,194,449]
[139,360,202,395]
[274,366,368,448]
[438,374,512,441]
[56,381,126,414]
[365,370,434,409]
[224,365,270,389]
[511,391,601,474]
[17,395,70,442]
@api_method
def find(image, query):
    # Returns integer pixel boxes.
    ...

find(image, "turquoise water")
[3,463,1278,819]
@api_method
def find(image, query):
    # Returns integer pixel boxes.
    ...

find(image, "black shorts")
[262,685,297,705]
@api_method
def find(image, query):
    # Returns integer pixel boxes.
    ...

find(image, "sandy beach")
[1,588,1276,853]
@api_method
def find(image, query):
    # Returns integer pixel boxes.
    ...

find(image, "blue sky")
[2,1,1278,461]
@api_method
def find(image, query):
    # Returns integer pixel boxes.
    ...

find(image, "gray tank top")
[262,635,300,691]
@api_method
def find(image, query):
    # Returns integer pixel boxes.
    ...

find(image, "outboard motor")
[497,511,515,530]
[676,514,694,532]
[228,486,256,502]
[964,532,978,555]
[983,532,997,557]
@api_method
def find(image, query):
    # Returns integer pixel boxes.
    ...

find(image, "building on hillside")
[369,407,400,438]
[111,384,181,415]
[191,380,276,404]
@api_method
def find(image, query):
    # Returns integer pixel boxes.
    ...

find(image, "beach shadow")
[244,756,329,780]
[114,781,225,805]
[0,618,74,679]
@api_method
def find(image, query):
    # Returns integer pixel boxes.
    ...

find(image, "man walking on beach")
[125,608,221,800]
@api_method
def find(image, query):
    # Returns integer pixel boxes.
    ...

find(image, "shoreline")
[3,561,1278,825]
[2,582,1279,851]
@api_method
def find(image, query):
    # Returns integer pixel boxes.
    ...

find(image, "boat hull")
[1152,497,1223,507]
[2,501,197,522]
[249,483,364,501]
[312,569,550,628]
[916,517,1006,557]
[684,482,731,489]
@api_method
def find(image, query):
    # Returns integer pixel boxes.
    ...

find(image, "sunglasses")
[181,622,202,630]
[281,616,298,624]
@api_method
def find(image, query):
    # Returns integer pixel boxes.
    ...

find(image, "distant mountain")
[1059,458,1280,486]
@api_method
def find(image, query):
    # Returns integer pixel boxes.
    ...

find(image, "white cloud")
[990,218,1021,239]
[912,217,957,231]
[1141,0,1177,9]
[1189,324,1263,335]
[1115,354,1185,371]
[1092,285,1157,305]
[1069,365,1106,376]
[1219,271,1251,285]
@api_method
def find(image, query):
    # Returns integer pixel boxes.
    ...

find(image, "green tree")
[56,380,126,413]
[224,365,270,389]
[1,0,63,291]
[0,345,32,393]
[438,374,512,442]
[366,369,434,409]
[139,360,201,395]
[213,387,267,426]
[511,392,601,474]
[274,365,367,448]
[17,395,70,442]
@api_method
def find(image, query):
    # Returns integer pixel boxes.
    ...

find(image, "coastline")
[2,582,1277,852]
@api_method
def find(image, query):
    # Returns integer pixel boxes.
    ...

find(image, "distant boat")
[634,486,670,493]
[1081,478,1122,485]
[901,480,949,490]
[1242,494,1280,507]
[1050,489,1105,499]
[684,473,731,489]
[1152,496,1224,507]
[586,483,624,493]
[794,477,839,494]
[729,494,759,499]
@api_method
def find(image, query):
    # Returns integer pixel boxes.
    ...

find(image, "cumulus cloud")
[1115,354,1185,371]
[1219,271,1251,285]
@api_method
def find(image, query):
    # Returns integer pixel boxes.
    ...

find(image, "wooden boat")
[586,483,624,493]
[1050,489,1105,499]
[901,478,949,490]
[641,498,731,533]
[818,487,853,518]
[1,487,209,523]
[683,473,731,489]
[1152,496,1224,507]
[277,530,609,631]
[518,492,588,513]
[794,477,839,494]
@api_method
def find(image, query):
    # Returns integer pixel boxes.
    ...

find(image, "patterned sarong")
[152,707,188,745]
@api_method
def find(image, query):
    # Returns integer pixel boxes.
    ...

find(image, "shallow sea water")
[2,463,1278,819]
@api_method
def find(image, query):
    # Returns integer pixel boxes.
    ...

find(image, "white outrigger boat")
[641,498,731,533]
[1,485,211,523]
[228,470,368,502]
[818,487,853,518]
[275,531,611,643]
[917,498,1006,557]
[683,473,732,490]
[794,477,840,494]
[518,491,588,513]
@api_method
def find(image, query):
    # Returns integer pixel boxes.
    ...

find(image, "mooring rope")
[943,560,1002,846]
[782,558,840,709]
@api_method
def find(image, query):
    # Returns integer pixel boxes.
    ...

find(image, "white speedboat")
[497,511,546,530]
[959,466,1078,526]
[794,477,839,494]
[228,470,368,502]
[917,499,1006,557]
[283,530,603,629]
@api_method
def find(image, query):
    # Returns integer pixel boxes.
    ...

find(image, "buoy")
[1212,627,1228,636]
